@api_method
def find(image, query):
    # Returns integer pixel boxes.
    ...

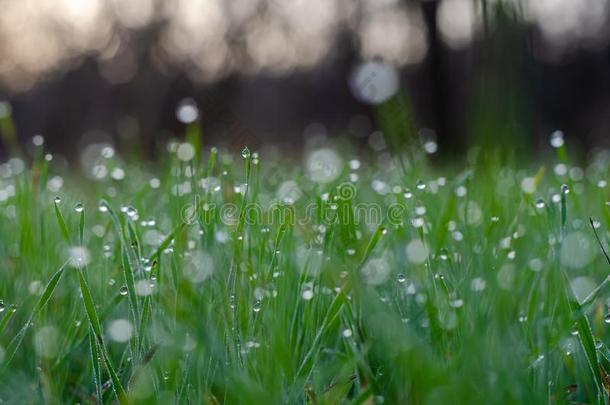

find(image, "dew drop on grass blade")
[0,304,16,336]
[360,225,387,268]
[78,204,85,246]
[53,199,71,244]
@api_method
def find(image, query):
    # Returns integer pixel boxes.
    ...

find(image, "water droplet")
[54,196,61,204]
[397,273,406,283]
[561,184,569,195]
[111,167,125,181]
[176,98,199,124]
[109,318,134,343]
[349,159,361,170]
[126,206,137,218]
[134,279,153,296]
[605,313,610,324]
[241,147,251,159]
[119,285,128,296]
[550,130,565,148]
[411,217,425,228]
[306,149,343,184]
[470,277,486,292]
[74,203,84,213]
[342,328,353,338]
[32,135,44,146]
[596,340,603,349]
[302,289,314,300]
[101,146,115,159]
[276,180,303,204]
[423,141,438,154]
[416,180,426,190]
[68,246,90,268]
[176,143,195,162]
[554,163,567,176]
[551,193,561,203]
[449,298,464,308]
[0,300,5,312]
[98,201,108,213]
[406,239,428,264]
[349,60,399,105]
[518,314,527,323]
[535,199,545,209]
[570,328,579,336]
[252,300,261,313]
[455,186,467,197]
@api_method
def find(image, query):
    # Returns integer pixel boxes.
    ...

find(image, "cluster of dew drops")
[7,126,610,335]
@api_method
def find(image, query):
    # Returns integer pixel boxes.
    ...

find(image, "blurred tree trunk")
[417,0,454,153]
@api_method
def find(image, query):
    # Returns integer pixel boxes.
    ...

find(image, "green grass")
[1,137,610,404]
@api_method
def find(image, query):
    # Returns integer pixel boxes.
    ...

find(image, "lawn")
[0,134,609,404]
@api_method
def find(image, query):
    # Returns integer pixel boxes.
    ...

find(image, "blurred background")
[1,0,610,160]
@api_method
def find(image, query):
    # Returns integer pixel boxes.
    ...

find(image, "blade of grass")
[558,195,604,399]
[89,325,103,403]
[147,222,186,263]
[100,200,141,356]
[4,260,68,364]
[78,206,85,246]
[359,225,386,269]
[581,218,610,307]
[54,200,71,244]
[0,305,16,335]
[77,268,128,404]
[294,291,347,382]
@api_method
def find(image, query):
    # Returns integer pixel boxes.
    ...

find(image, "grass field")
[1,134,610,404]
